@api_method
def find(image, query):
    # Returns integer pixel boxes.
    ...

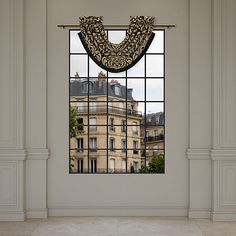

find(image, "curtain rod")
[57,24,176,29]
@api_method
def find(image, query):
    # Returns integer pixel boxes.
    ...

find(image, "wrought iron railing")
[76,105,142,118]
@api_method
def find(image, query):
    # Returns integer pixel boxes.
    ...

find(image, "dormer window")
[82,81,93,93]
[114,85,121,96]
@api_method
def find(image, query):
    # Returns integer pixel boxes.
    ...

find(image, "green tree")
[139,154,164,173]
[70,107,84,137]
[148,154,164,173]
[139,165,149,173]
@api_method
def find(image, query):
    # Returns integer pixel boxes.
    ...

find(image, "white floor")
[0,217,236,236]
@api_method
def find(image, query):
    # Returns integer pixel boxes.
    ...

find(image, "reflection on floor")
[0,217,236,236]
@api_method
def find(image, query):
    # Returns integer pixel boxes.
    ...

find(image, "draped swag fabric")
[78,16,155,73]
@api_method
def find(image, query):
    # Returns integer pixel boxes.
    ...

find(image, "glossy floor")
[0,217,236,236]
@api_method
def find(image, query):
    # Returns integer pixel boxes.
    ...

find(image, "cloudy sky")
[70,30,164,114]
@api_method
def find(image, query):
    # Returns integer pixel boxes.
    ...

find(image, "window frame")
[69,28,165,174]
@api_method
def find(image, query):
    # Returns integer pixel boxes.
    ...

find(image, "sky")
[70,30,164,114]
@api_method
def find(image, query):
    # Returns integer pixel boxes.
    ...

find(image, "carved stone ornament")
[78,16,155,73]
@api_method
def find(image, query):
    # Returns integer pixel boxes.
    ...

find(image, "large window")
[69,29,165,174]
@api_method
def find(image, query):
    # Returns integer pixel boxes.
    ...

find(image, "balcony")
[141,150,162,157]
[144,134,164,142]
[77,148,84,153]
[77,105,142,118]
[89,148,97,152]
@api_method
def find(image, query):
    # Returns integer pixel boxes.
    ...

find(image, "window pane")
[146,79,164,101]
[145,107,164,127]
[127,56,145,77]
[146,102,164,115]
[146,151,164,173]
[146,55,164,77]
[108,71,126,78]
[108,30,126,44]
[70,30,86,53]
[127,79,145,101]
[88,102,107,123]
[147,30,164,53]
[89,58,106,77]
[70,55,88,77]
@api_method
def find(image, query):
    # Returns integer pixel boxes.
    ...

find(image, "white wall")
[0,0,235,221]
[47,0,189,216]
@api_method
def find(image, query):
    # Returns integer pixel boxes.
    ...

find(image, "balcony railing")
[76,105,142,118]
[89,148,97,152]
[144,135,164,142]
[141,150,162,157]
[77,148,84,153]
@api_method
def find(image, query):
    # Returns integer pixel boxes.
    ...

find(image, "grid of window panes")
[69,29,165,174]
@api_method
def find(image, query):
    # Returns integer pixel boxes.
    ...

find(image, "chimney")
[98,71,107,81]
[75,72,80,80]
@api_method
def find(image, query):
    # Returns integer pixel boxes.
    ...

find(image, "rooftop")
[70,72,134,100]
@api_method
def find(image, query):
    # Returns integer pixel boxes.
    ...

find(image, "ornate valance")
[78,16,155,73]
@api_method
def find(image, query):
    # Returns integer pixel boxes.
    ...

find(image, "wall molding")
[0,0,24,149]
[187,148,210,160]
[0,149,26,161]
[26,208,48,219]
[211,212,236,221]
[48,206,188,217]
[0,211,25,221]
[188,208,211,219]
[26,149,49,160]
[211,149,236,160]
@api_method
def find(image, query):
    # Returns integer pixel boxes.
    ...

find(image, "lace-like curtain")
[78,16,155,73]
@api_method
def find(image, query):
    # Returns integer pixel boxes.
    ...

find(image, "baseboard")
[188,208,211,219]
[211,212,236,221]
[0,211,25,221]
[48,206,188,217]
[26,208,48,219]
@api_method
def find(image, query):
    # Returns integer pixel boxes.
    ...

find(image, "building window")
[122,160,126,172]
[69,29,165,174]
[77,118,84,133]
[89,137,97,151]
[77,101,84,112]
[89,117,97,132]
[133,161,139,173]
[121,139,126,153]
[77,159,83,173]
[90,159,97,173]
[121,120,126,132]
[89,99,96,112]
[109,138,115,152]
[109,159,115,173]
[109,117,115,131]
[133,141,138,154]
[114,85,121,95]
[77,138,83,152]
[132,121,138,136]
[82,81,93,93]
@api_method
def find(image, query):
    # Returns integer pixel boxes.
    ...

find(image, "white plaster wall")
[47,0,189,215]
